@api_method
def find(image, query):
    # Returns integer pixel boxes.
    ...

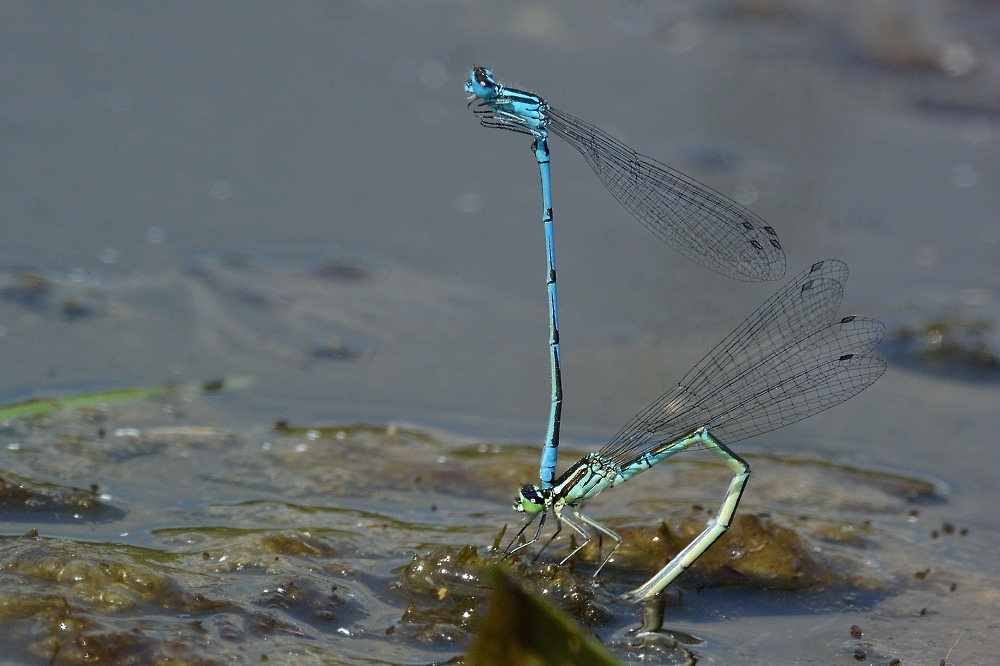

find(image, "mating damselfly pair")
[464,67,885,601]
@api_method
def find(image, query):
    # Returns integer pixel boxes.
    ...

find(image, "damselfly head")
[513,484,548,515]
[466,67,498,100]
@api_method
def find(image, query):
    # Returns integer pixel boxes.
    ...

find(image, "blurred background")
[0,1,998,662]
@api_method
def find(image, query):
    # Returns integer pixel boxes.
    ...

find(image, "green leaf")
[466,564,621,666]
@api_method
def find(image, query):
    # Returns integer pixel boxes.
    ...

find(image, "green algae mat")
[0,387,991,664]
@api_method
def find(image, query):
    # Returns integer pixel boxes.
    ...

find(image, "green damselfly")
[505,260,885,601]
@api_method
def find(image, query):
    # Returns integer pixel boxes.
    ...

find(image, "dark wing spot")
[841,315,856,323]
[810,261,825,272]
[763,226,777,237]
[769,239,781,249]
[750,240,763,250]
[742,221,754,230]
[839,354,855,361]
[800,280,814,292]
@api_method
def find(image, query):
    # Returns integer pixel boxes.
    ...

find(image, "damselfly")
[465,67,787,490]
[505,260,885,601]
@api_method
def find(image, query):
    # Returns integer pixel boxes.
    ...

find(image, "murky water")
[0,2,998,664]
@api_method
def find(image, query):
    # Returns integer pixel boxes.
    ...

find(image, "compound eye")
[520,484,543,503]
[473,67,495,89]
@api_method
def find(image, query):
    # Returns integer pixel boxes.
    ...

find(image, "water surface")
[0,2,998,663]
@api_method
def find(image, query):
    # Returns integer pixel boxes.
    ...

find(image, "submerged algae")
[885,317,1000,382]
[0,473,125,523]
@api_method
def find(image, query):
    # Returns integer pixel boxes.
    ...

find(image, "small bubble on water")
[951,164,978,188]
[940,42,976,77]
[307,429,320,441]
[87,272,102,286]
[419,61,447,89]
[296,443,308,452]
[733,183,758,205]
[146,227,164,243]
[7,443,20,450]
[455,192,482,213]
[261,442,271,450]
[210,181,231,200]
[667,19,708,54]
[70,268,86,283]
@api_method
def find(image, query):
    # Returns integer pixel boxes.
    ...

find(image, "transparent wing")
[601,260,885,466]
[547,107,786,282]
